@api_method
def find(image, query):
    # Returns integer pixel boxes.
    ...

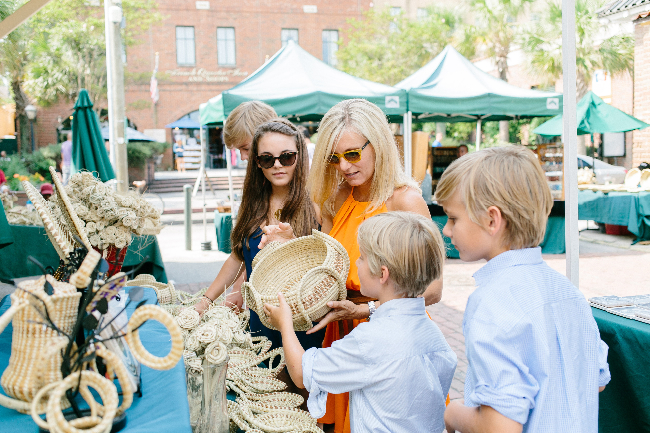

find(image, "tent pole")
[562,0,579,287]
[201,126,208,245]
[403,112,413,176]
[226,147,235,221]
[476,119,482,152]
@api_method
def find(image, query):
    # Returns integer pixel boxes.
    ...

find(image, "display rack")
[536,143,564,201]
[183,141,202,170]
[430,147,459,195]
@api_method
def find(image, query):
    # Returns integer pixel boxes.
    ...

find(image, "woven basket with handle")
[242,230,349,331]
[0,276,80,413]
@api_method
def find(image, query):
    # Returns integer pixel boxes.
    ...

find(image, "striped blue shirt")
[302,297,457,433]
[464,247,611,432]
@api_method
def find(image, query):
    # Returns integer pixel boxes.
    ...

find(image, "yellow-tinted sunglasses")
[327,140,370,165]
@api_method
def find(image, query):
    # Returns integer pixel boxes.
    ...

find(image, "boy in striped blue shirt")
[265,212,457,433]
[437,146,610,433]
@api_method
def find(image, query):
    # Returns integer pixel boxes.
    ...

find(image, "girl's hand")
[259,222,295,249]
[263,293,293,330]
[194,296,212,317]
[223,289,244,313]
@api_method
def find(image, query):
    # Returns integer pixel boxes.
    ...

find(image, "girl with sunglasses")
[260,99,442,433]
[195,118,325,351]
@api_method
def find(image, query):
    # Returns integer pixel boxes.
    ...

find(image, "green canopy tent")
[533,91,649,136]
[219,40,407,122]
[395,45,563,150]
[199,94,225,127]
[72,89,115,182]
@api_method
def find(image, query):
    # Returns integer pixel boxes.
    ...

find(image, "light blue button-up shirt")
[464,247,611,432]
[302,297,457,433]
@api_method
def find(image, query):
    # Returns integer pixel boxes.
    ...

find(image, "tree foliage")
[470,0,534,81]
[520,0,634,100]
[336,6,474,85]
[23,0,162,108]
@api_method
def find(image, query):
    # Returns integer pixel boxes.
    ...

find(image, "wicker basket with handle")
[242,230,349,331]
[0,276,80,413]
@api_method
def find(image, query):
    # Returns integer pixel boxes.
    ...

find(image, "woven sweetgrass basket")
[242,230,349,332]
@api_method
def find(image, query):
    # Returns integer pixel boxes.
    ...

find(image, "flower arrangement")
[50,172,163,250]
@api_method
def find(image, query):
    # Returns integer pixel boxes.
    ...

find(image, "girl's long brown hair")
[231,118,319,261]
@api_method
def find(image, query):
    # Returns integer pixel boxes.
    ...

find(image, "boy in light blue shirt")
[437,146,611,433]
[265,212,457,433]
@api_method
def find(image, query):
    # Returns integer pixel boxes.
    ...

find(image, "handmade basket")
[0,276,80,413]
[242,230,349,331]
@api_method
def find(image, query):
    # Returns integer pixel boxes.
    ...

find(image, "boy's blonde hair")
[435,146,553,250]
[357,212,444,298]
[308,99,417,217]
[223,101,277,149]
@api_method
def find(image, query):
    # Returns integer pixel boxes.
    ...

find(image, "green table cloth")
[579,190,650,242]
[214,211,232,254]
[592,307,650,432]
[431,215,566,257]
[0,225,167,283]
[0,206,14,250]
[0,286,191,433]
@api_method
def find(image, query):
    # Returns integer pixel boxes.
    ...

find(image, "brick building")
[34,0,365,149]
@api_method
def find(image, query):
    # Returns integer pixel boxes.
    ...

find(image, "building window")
[417,8,428,20]
[176,26,195,66]
[389,7,401,32]
[281,29,299,47]
[217,27,236,66]
[322,30,338,66]
[390,7,401,16]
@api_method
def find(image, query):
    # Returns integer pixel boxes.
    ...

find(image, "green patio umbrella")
[533,91,649,136]
[71,89,115,181]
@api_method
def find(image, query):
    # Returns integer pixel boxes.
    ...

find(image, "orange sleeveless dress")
[318,190,387,433]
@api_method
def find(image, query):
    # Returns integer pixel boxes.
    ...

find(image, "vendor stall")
[0,286,191,432]
[578,190,650,243]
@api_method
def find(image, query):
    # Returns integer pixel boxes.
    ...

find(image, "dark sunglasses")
[257,151,298,169]
[327,140,370,165]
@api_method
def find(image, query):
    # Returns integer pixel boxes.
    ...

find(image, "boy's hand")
[264,292,293,330]
[444,399,464,433]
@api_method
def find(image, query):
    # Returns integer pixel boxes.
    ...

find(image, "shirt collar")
[372,297,425,320]
[472,247,543,286]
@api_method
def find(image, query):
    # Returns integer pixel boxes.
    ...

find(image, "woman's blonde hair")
[223,101,277,149]
[357,212,444,298]
[435,146,553,250]
[308,99,416,217]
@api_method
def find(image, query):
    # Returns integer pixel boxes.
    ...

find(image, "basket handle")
[298,265,347,327]
[0,301,27,336]
[125,305,183,370]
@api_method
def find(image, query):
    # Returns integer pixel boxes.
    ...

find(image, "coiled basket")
[242,230,349,331]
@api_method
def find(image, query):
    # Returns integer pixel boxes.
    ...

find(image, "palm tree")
[471,0,534,142]
[520,0,633,101]
[0,0,33,152]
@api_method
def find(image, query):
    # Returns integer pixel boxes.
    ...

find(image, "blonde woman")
[261,99,442,433]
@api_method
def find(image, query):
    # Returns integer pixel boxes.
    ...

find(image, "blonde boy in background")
[223,101,277,160]
[265,212,457,433]
[437,146,610,433]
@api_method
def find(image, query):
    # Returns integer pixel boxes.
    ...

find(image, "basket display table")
[592,307,650,432]
[0,225,167,283]
[0,287,190,432]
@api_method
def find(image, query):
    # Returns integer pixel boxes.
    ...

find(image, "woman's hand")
[306,300,369,334]
[259,222,296,249]
[264,293,293,331]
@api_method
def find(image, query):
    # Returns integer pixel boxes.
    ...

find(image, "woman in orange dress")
[261,99,442,433]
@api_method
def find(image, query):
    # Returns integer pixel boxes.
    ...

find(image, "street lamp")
[25,104,37,152]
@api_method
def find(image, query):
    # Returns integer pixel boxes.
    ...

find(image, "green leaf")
[82,314,99,331]
[96,298,109,315]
